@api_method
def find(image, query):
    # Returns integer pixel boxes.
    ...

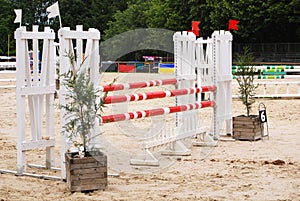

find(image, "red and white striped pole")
[99,101,216,124]
[104,85,217,104]
[98,78,177,92]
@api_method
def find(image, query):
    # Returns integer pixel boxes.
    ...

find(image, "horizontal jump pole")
[104,85,217,104]
[99,100,216,124]
[98,78,177,92]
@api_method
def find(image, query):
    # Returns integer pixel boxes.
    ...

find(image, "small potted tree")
[232,47,263,140]
[59,53,109,192]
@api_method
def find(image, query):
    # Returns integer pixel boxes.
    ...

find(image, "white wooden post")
[15,26,56,174]
[173,31,197,125]
[212,30,233,138]
[164,31,197,155]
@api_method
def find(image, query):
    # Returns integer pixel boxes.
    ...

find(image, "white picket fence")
[233,81,300,98]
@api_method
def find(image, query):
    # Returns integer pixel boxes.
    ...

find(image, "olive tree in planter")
[59,53,110,192]
[233,47,263,140]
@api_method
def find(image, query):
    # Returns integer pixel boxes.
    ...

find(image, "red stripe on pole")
[161,78,177,85]
[170,89,188,96]
[129,82,148,89]
[100,101,215,124]
[101,113,127,123]
[105,96,127,104]
[104,86,216,104]
[136,111,143,118]
[101,78,177,92]
[102,84,124,92]
[201,100,216,108]
[148,108,165,116]
[128,112,135,119]
[200,85,217,92]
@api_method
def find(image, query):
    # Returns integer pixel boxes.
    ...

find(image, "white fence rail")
[233,81,300,98]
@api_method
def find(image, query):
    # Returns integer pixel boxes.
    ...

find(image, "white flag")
[47,2,60,18]
[14,9,22,23]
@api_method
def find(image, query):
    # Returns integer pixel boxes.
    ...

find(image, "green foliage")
[0,0,16,55]
[12,0,57,29]
[59,52,112,156]
[105,0,300,43]
[205,0,300,42]
[104,0,150,40]
[2,0,300,56]
[234,47,258,116]
[61,70,97,153]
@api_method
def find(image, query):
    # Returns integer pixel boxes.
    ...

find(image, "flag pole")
[59,14,62,28]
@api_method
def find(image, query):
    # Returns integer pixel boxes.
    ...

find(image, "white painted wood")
[211,30,233,138]
[15,26,55,175]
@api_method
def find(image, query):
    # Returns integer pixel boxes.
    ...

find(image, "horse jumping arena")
[0,26,300,200]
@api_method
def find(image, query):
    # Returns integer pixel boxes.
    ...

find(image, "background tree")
[12,0,57,29]
[103,0,150,40]
[1,0,300,56]
[205,0,300,42]
[0,0,15,55]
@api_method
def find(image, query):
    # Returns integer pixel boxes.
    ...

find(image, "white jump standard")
[15,25,57,178]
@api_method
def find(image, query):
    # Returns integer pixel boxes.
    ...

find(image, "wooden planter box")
[233,115,264,141]
[65,151,108,192]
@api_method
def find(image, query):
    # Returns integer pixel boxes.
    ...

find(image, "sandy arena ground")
[0,72,299,201]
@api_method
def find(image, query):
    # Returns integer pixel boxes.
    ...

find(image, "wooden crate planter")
[65,152,108,192]
[233,115,264,140]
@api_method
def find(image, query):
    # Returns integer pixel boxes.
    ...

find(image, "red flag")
[192,21,200,36]
[228,19,239,31]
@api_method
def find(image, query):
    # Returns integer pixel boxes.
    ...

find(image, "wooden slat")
[233,134,261,140]
[69,172,107,181]
[67,155,107,165]
[71,166,107,175]
[71,178,107,186]
[67,161,103,170]
[19,85,55,96]
[233,130,262,136]
[70,182,107,192]
[233,124,259,129]
[21,139,55,151]
[233,127,262,133]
